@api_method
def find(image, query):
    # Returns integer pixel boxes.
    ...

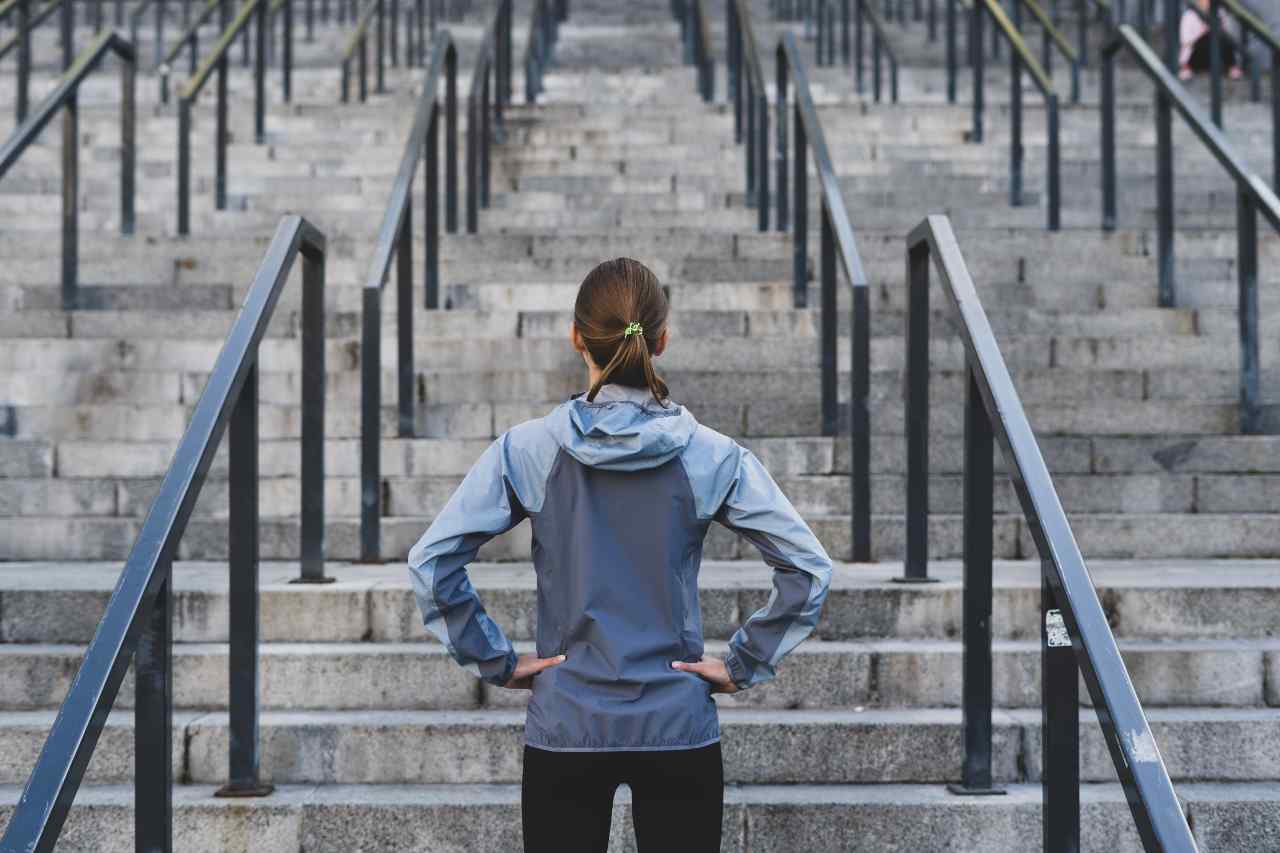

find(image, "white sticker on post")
[1045,609,1071,648]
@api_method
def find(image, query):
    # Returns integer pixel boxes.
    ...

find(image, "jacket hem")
[523,733,722,753]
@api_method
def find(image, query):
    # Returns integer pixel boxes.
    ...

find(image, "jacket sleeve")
[406,433,524,687]
[714,447,833,692]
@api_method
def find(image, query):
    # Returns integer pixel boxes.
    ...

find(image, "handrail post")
[1237,187,1261,434]
[16,0,29,123]
[62,91,78,309]
[928,0,936,40]
[482,66,492,207]
[446,46,458,233]
[746,75,757,207]
[970,0,984,142]
[1156,81,1175,306]
[728,0,739,104]
[1209,0,1222,126]
[947,367,1003,793]
[733,7,744,142]
[819,202,838,436]
[284,0,293,102]
[776,46,790,233]
[376,0,386,92]
[1075,0,1086,65]
[217,55,229,208]
[61,0,72,68]
[296,241,330,583]
[793,100,808,308]
[946,0,956,102]
[850,269,871,562]
[397,201,415,438]
[426,106,440,308]
[872,19,882,101]
[135,573,173,851]
[215,362,275,799]
[855,0,864,93]
[466,92,479,232]
[360,28,369,100]
[360,284,382,562]
[757,88,770,230]
[898,237,933,583]
[1042,571,1081,853]
[1046,93,1059,230]
[122,47,136,236]
[1273,45,1279,192]
[841,0,850,62]
[255,0,266,142]
[178,96,191,235]
[1011,50,1022,206]
[391,0,400,65]
[1101,42,1116,230]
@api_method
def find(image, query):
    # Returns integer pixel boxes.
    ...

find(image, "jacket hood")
[544,383,699,472]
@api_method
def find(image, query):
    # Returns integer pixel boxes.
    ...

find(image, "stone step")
[0,636,1272,711]
[0,705,1275,785]
[3,781,1272,853]
[2,560,1277,643]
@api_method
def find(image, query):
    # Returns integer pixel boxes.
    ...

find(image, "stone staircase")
[0,0,1278,850]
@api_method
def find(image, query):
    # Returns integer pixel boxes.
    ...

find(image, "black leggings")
[521,740,724,852]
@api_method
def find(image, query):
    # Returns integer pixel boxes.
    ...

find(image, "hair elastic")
[623,321,644,338]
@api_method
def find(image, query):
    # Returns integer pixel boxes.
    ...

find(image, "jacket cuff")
[485,648,519,687]
[721,648,750,690]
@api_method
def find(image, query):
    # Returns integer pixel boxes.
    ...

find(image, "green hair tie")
[623,321,644,338]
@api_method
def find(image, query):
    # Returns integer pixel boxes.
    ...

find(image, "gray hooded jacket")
[407,382,834,752]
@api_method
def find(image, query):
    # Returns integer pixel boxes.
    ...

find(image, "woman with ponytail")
[406,258,833,852]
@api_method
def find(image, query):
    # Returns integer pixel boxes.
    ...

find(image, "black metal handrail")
[158,0,225,103]
[676,0,715,101]
[1205,0,1279,187]
[0,0,71,121]
[856,0,899,102]
[1103,23,1279,433]
[1013,0,1081,103]
[359,1,513,561]
[523,0,566,103]
[0,29,135,310]
[961,0,1061,230]
[177,0,269,236]
[727,0,767,229]
[359,31,458,562]
[340,0,386,101]
[0,214,330,853]
[777,30,873,562]
[906,214,1198,852]
[465,0,511,232]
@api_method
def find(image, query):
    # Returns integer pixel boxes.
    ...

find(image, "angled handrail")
[907,214,1198,852]
[176,0,269,235]
[0,214,329,853]
[962,0,1061,229]
[523,0,566,103]
[0,29,135,310]
[464,0,512,233]
[727,0,767,229]
[360,32,459,561]
[1103,23,1280,432]
[1014,0,1081,102]
[778,30,874,561]
[1205,0,1279,186]
[340,0,386,101]
[158,0,223,103]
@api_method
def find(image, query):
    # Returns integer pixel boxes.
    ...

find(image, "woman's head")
[571,257,671,405]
